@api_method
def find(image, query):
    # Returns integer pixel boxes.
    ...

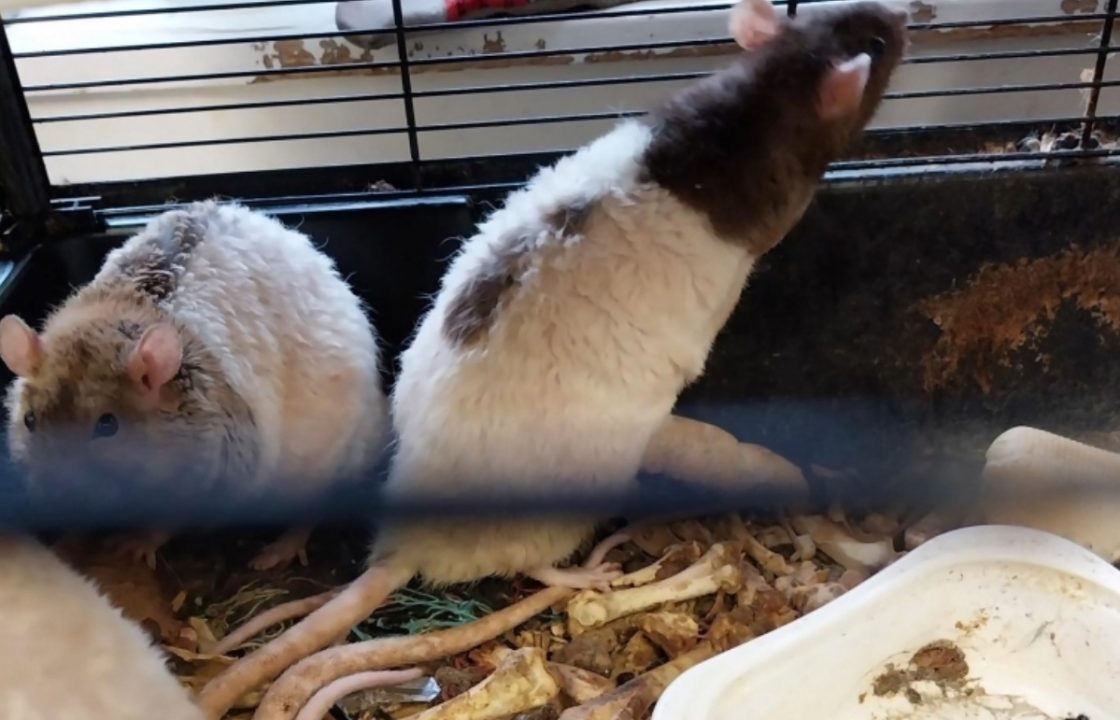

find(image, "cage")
[0,0,1118,717]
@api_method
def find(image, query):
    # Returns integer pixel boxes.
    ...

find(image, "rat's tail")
[294,668,425,720]
[197,563,412,720]
[251,530,632,720]
[210,589,341,656]
[255,584,574,720]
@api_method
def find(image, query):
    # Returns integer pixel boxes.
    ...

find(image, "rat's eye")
[93,413,119,439]
[868,36,887,59]
[23,411,35,432]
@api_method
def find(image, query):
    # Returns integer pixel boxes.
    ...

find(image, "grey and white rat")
[0,533,204,720]
[202,1,907,716]
[0,200,389,571]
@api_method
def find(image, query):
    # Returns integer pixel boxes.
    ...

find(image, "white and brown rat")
[0,533,204,720]
[203,1,907,715]
[0,200,389,571]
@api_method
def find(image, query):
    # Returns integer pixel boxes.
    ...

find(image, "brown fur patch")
[442,201,593,347]
[112,210,205,301]
[443,236,530,348]
[641,2,905,253]
[543,201,593,238]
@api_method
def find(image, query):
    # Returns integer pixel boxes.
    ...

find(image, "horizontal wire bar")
[885,78,1120,100]
[39,125,409,156]
[21,58,401,92]
[865,114,1118,135]
[41,104,1120,157]
[907,13,1113,31]
[20,37,727,92]
[11,27,400,59]
[31,90,408,122]
[905,46,1113,64]
[32,73,1120,123]
[832,146,1120,170]
[30,72,707,123]
[416,110,638,134]
[40,110,627,155]
[0,0,338,24]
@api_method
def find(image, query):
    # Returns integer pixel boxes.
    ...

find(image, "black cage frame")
[1,0,1120,250]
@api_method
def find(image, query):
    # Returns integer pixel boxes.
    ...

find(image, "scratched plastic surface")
[653,525,1120,720]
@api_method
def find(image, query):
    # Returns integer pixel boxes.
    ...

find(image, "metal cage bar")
[0,0,1118,217]
[1082,0,1120,147]
[0,17,51,252]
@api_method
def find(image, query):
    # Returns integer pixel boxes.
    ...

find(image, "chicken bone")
[411,647,560,720]
[568,543,743,632]
[791,515,898,572]
[557,643,718,720]
[610,542,703,589]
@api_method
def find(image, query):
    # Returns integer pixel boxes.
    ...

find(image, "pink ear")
[0,315,42,378]
[818,53,873,120]
[729,0,781,51]
[128,323,182,393]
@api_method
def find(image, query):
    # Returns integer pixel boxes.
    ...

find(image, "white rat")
[0,533,204,720]
[0,200,389,571]
[202,1,907,716]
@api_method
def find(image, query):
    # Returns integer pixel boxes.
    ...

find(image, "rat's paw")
[105,532,167,570]
[583,562,625,592]
[248,533,310,572]
[529,562,623,592]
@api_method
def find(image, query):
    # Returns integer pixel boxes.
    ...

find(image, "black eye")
[23,411,35,432]
[868,36,887,59]
[93,413,118,439]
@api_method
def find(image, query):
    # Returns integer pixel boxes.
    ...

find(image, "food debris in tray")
[909,640,969,684]
[871,640,972,703]
[867,640,1094,720]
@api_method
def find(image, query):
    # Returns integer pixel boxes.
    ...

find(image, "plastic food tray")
[652,525,1120,720]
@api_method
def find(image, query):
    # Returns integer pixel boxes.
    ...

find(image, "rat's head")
[731,0,908,154]
[0,311,222,498]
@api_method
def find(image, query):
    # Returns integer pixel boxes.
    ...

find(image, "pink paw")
[581,562,625,592]
[248,539,309,572]
[105,533,167,570]
[530,562,624,592]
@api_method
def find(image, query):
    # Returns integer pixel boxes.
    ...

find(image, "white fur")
[96,201,388,495]
[0,534,203,720]
[383,121,757,583]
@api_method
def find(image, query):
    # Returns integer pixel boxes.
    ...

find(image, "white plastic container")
[653,525,1120,720]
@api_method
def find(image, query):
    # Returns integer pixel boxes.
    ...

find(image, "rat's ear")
[729,0,781,52]
[128,322,182,393]
[817,53,872,120]
[0,315,42,378]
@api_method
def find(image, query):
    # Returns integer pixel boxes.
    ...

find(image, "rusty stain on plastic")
[910,19,1100,45]
[1062,0,1099,14]
[586,42,736,64]
[482,31,507,54]
[318,39,356,65]
[909,1,936,23]
[917,243,1120,393]
[272,39,316,68]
